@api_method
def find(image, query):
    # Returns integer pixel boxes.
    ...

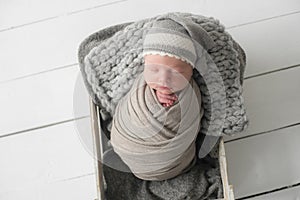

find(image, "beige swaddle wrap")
[110,73,204,181]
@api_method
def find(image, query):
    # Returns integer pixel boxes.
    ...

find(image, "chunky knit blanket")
[79,12,249,140]
[110,73,204,181]
[77,11,249,200]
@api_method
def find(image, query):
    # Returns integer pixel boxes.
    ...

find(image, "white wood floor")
[1,0,300,199]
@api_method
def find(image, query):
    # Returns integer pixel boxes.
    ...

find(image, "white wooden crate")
[89,99,235,200]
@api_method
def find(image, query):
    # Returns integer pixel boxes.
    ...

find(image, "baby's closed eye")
[150,68,158,72]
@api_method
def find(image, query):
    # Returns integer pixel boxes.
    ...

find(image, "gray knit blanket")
[79,12,249,140]
[77,11,248,200]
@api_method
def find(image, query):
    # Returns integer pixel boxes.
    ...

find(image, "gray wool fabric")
[79,12,249,138]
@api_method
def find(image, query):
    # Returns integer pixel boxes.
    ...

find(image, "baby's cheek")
[171,79,187,92]
[144,79,156,90]
[147,83,156,91]
[143,71,153,83]
[143,73,157,89]
[175,75,192,89]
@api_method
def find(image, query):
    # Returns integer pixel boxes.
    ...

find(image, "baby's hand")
[155,90,178,107]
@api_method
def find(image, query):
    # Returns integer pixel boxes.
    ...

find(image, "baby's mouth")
[158,86,170,90]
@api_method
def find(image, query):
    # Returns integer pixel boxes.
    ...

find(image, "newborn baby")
[110,19,204,181]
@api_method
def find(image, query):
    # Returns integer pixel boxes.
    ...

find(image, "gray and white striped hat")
[142,19,197,68]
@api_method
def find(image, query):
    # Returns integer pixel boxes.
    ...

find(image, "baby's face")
[143,54,193,94]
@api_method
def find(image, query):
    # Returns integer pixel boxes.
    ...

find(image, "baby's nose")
[158,71,171,83]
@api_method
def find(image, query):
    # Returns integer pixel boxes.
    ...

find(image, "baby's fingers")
[158,96,175,104]
[163,103,171,107]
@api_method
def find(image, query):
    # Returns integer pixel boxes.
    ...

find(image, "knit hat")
[142,19,197,68]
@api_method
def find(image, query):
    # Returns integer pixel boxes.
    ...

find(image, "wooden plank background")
[1,0,299,199]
